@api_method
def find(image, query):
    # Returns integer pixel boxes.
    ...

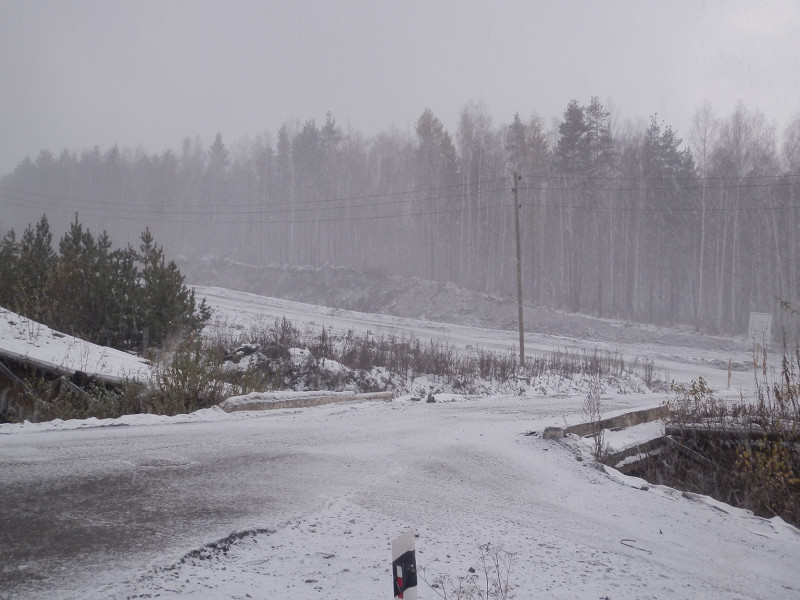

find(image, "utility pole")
[512,171,525,365]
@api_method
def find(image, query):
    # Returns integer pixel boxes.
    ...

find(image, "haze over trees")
[1,100,798,335]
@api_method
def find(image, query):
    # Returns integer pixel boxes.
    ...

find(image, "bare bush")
[13,374,145,423]
[582,377,606,460]
[149,332,225,415]
[420,542,515,600]
[641,357,656,387]
[647,336,800,527]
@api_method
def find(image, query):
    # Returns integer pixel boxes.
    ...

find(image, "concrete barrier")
[602,436,668,472]
[219,390,394,413]
[564,404,668,437]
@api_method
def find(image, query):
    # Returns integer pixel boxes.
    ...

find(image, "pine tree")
[16,215,54,321]
[414,108,459,279]
[1,215,208,352]
[584,97,614,177]
[506,112,529,174]
[109,244,141,349]
[137,228,209,349]
[556,100,589,177]
[50,216,96,336]
[207,132,230,182]
[0,229,19,309]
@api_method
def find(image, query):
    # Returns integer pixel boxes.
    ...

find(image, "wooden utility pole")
[512,172,525,365]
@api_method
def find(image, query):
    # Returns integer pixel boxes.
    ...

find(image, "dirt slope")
[179,256,744,353]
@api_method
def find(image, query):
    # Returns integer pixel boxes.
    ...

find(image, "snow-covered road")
[1,287,795,599]
[2,404,369,598]
[3,394,798,599]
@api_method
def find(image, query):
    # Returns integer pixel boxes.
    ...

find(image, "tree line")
[0,215,209,351]
[1,99,799,335]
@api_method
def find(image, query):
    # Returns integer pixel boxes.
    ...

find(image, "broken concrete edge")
[602,436,669,471]
[219,391,394,413]
[541,405,669,441]
[564,404,669,438]
[542,427,567,439]
[606,420,800,475]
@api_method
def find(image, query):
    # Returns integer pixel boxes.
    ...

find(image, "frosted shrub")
[583,377,606,460]
[420,542,515,600]
[649,336,800,526]
[149,333,224,415]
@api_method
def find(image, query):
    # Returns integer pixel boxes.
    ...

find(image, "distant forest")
[2,99,800,335]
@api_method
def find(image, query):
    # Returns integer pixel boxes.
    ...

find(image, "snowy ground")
[197,285,757,395]
[4,395,798,600]
[130,401,799,600]
[0,306,151,383]
[1,287,797,600]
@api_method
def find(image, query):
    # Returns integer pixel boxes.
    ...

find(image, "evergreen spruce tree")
[109,244,142,350]
[584,96,615,176]
[556,100,590,177]
[0,229,19,309]
[506,112,529,174]
[50,216,94,336]
[138,228,209,349]
[16,215,54,321]
[0,215,208,352]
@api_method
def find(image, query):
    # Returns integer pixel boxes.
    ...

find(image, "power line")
[519,200,800,213]
[2,171,800,228]
[0,175,508,212]
[3,187,800,226]
[0,187,512,225]
[6,186,799,227]
[3,171,796,217]
[516,181,798,192]
[4,178,792,223]
[520,171,800,183]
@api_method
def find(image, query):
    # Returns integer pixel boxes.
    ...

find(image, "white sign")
[748,312,772,346]
[391,531,417,600]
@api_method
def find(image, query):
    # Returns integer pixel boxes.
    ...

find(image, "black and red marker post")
[391,530,417,600]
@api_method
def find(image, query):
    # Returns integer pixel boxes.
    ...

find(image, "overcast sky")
[1,0,798,176]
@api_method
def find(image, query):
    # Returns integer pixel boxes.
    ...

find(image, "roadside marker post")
[391,530,418,600]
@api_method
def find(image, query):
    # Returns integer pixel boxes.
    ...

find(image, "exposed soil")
[179,255,746,354]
